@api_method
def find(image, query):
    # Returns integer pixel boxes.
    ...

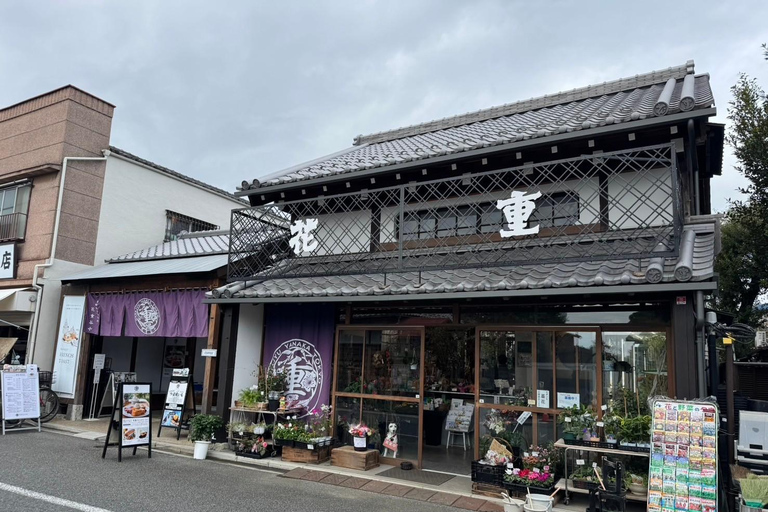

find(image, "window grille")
[165,211,218,242]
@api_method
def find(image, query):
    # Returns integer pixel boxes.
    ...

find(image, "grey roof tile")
[248,62,714,192]
[213,224,716,301]
[108,230,230,262]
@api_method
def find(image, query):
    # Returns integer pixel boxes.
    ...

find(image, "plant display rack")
[554,438,650,505]
[227,407,301,451]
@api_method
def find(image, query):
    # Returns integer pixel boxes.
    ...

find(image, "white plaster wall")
[93,155,244,264]
[313,210,371,256]
[231,303,264,406]
[608,168,673,229]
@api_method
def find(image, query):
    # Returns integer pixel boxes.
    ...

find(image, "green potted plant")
[237,386,263,409]
[190,414,224,460]
[557,405,582,442]
[603,414,622,444]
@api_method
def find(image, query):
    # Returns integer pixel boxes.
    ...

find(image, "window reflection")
[363,330,421,397]
[362,399,420,462]
[555,332,597,408]
[336,330,364,393]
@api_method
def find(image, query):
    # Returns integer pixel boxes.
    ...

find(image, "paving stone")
[300,471,329,482]
[453,496,487,511]
[380,483,413,497]
[478,501,504,512]
[338,477,371,489]
[284,468,310,480]
[404,488,436,501]
[428,493,460,506]
[319,473,350,486]
[360,480,391,493]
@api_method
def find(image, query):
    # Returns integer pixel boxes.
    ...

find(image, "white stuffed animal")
[382,422,399,458]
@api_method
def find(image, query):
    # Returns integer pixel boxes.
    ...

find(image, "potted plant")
[237,386,263,409]
[190,414,224,460]
[504,467,555,493]
[619,415,651,450]
[570,466,601,490]
[628,473,648,496]
[349,423,373,451]
[557,405,582,442]
[603,414,622,444]
[254,421,267,435]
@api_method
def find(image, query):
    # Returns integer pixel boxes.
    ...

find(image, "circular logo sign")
[268,339,323,412]
[134,298,161,335]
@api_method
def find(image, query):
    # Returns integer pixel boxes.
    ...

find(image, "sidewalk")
[44,418,590,512]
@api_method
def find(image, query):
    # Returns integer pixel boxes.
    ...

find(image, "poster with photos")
[648,399,718,512]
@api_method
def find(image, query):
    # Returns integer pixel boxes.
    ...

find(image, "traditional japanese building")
[208,61,723,473]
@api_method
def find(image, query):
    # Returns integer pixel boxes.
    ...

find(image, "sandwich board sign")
[98,371,137,417]
[102,382,152,462]
[157,368,194,440]
[1,364,41,435]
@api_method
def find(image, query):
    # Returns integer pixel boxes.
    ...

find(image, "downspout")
[26,152,110,365]
[695,290,707,397]
[687,119,701,216]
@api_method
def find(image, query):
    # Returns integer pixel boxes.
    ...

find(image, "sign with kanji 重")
[0,243,16,279]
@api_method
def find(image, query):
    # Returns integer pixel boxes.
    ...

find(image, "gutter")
[27,152,110,364]
[238,108,717,198]
[203,280,718,304]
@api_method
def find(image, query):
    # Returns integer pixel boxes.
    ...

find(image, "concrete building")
[0,86,244,418]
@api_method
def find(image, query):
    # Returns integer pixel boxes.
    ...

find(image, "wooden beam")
[216,304,239,423]
[201,303,221,414]
[671,294,697,399]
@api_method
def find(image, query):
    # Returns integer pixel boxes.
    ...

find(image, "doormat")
[378,466,455,486]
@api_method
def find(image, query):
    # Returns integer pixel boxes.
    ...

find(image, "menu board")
[445,403,475,432]
[1,364,40,420]
[159,373,190,436]
[648,399,719,512]
[121,383,151,447]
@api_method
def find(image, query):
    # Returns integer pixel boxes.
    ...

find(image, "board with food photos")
[648,399,719,512]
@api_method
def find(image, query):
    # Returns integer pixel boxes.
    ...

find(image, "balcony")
[228,144,683,282]
[0,212,27,242]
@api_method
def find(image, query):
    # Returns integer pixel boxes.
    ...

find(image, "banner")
[85,290,208,338]
[263,304,335,413]
[52,296,86,398]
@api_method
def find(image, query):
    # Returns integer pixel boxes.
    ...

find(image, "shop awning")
[0,337,18,360]
[61,254,228,282]
[0,288,35,327]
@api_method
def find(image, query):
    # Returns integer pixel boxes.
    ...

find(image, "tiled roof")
[108,230,230,263]
[246,61,714,192]
[109,146,246,203]
[211,224,716,301]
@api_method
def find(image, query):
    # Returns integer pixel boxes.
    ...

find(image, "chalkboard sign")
[1,364,41,434]
[158,370,193,440]
[102,382,152,462]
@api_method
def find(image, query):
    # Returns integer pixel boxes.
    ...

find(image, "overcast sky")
[2,1,766,211]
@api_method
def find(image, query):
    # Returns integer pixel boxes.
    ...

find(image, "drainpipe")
[687,119,701,216]
[695,290,707,397]
[26,152,110,365]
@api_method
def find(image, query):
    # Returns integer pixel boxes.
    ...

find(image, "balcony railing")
[0,212,27,242]
[228,143,683,282]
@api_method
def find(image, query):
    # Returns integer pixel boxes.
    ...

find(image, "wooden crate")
[281,446,331,464]
[331,446,380,471]
[471,482,506,499]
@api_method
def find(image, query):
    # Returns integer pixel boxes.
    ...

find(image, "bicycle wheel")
[39,388,59,423]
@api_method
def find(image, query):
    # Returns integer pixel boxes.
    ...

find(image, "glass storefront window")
[536,412,557,445]
[363,329,421,397]
[479,330,535,406]
[602,331,668,416]
[362,399,420,462]
[425,327,475,397]
[334,396,361,442]
[336,330,364,393]
[555,331,597,408]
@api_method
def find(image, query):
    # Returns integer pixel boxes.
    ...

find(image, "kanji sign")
[496,190,541,238]
[0,243,15,279]
[288,218,319,255]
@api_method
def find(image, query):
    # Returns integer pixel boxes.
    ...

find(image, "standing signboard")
[1,364,41,434]
[158,368,193,439]
[647,399,719,512]
[102,382,152,461]
[51,296,86,398]
[86,354,107,420]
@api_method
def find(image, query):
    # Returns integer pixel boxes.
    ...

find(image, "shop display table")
[553,438,649,505]
[227,407,301,450]
[331,445,380,471]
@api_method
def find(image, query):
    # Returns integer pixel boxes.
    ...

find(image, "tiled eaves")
[107,232,230,263]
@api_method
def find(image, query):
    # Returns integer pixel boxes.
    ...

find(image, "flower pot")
[628,483,647,496]
[562,431,576,441]
[268,399,280,412]
[234,401,243,408]
[254,426,266,435]
[353,436,367,452]
[256,402,268,411]
[193,441,210,460]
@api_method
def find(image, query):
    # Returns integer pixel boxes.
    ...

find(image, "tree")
[713,47,768,329]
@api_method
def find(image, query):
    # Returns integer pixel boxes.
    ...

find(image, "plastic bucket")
[523,495,553,512]
[193,441,210,460]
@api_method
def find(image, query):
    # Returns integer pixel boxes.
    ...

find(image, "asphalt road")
[0,431,457,512]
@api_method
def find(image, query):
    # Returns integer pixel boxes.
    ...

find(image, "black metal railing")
[0,212,27,242]
[228,144,683,282]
